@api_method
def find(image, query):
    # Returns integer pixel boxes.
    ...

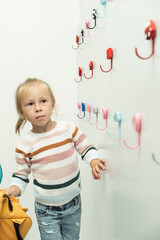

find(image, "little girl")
[5,78,105,240]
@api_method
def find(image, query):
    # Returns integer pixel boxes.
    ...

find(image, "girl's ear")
[20,109,24,116]
[52,100,55,109]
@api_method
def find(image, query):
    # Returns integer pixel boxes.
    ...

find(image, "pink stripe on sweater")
[77,144,94,155]
[32,160,78,180]
[32,147,75,164]
[14,168,31,175]
[20,129,68,146]
[74,133,86,147]
[16,157,27,165]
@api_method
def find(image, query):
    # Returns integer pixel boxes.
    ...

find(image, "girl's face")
[20,84,55,133]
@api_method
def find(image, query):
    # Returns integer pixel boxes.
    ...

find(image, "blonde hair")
[15,78,55,135]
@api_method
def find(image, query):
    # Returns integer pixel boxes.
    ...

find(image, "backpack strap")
[3,194,23,240]
[14,222,23,240]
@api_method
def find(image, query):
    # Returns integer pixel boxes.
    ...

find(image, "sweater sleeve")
[10,145,31,195]
[71,123,99,164]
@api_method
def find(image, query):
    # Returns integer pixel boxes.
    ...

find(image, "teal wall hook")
[107,112,122,138]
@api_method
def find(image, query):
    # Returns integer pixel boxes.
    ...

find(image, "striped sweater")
[11,121,99,206]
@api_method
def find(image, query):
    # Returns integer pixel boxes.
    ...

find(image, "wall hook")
[89,107,98,125]
[78,30,84,45]
[123,113,141,149]
[100,48,113,73]
[0,164,3,183]
[74,102,81,117]
[95,0,107,18]
[77,102,85,119]
[152,153,160,165]
[84,21,90,38]
[72,30,84,50]
[107,112,122,138]
[72,35,80,50]
[74,67,83,83]
[86,9,97,30]
[96,108,108,131]
[83,104,92,122]
[135,20,156,60]
[84,61,94,79]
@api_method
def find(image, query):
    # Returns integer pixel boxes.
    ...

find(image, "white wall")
[0,1,79,239]
[75,0,160,239]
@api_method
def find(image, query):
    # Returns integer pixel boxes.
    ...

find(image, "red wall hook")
[84,61,94,79]
[74,67,83,83]
[72,30,84,50]
[135,20,156,60]
[72,35,80,50]
[100,48,113,73]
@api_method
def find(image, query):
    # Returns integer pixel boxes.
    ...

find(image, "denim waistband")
[35,194,81,212]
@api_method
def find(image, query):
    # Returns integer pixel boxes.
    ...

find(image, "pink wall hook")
[74,67,83,83]
[96,108,108,131]
[84,21,90,38]
[123,113,141,149]
[135,20,156,60]
[84,61,94,79]
[100,48,113,73]
[74,102,81,117]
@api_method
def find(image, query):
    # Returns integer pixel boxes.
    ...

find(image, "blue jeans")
[35,194,82,240]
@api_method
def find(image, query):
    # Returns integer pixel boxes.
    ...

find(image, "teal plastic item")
[0,165,3,183]
[100,0,106,5]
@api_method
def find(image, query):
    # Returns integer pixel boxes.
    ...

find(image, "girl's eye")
[41,99,47,103]
[27,102,33,106]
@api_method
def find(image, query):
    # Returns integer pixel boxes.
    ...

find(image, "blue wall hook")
[95,0,107,18]
[107,112,122,138]
[77,102,86,119]
[0,164,3,183]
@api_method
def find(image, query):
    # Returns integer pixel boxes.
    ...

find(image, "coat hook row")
[75,103,142,149]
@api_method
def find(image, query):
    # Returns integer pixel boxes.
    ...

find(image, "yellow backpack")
[0,190,32,240]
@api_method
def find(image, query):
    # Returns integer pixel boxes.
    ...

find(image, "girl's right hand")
[4,185,21,197]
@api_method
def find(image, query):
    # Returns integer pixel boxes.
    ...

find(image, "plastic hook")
[152,153,160,165]
[86,9,97,30]
[100,48,113,73]
[88,107,98,125]
[72,35,80,50]
[107,112,122,138]
[123,113,141,149]
[72,30,84,50]
[135,20,156,60]
[95,0,107,18]
[77,102,85,119]
[0,164,3,183]
[74,102,81,117]
[78,30,84,45]
[84,61,94,79]
[83,104,92,122]
[74,67,83,83]
[84,21,90,38]
[96,108,108,131]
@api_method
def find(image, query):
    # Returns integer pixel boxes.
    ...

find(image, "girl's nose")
[35,103,42,112]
